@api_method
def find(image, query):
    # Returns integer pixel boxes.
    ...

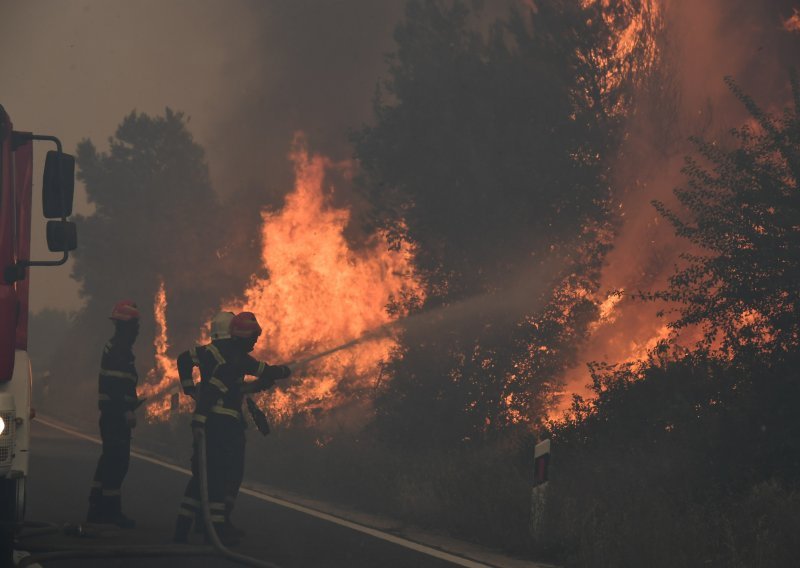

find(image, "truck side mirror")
[42,151,75,219]
[46,221,77,252]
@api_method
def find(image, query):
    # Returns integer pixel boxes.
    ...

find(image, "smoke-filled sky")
[1,0,798,319]
[0,0,405,312]
[559,0,800,406]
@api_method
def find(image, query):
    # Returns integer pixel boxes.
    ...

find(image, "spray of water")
[289,259,560,372]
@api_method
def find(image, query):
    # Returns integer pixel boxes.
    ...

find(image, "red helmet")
[230,312,262,338]
[110,300,140,321]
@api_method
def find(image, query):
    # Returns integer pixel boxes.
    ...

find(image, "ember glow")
[784,8,800,33]
[546,0,666,419]
[589,291,624,332]
[581,0,661,105]
[588,0,660,62]
[141,136,422,424]
[550,293,674,420]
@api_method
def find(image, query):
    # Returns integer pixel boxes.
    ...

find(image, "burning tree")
[353,0,650,445]
[541,76,800,567]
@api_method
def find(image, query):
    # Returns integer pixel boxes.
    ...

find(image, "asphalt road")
[18,419,491,568]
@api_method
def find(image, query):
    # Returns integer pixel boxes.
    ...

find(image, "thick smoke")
[1,0,409,426]
[6,0,799,421]
[205,0,406,207]
[561,0,800,406]
[0,0,407,313]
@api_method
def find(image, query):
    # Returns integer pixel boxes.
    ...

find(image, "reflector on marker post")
[533,439,550,486]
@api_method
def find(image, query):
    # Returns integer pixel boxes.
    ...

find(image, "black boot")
[205,523,240,547]
[173,514,193,543]
[193,516,205,534]
[111,512,136,529]
[225,502,246,537]
[86,483,104,523]
[86,504,105,524]
[106,495,136,529]
[224,519,246,538]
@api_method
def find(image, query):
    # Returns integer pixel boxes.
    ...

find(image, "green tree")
[541,76,800,568]
[45,110,263,416]
[652,75,800,359]
[72,109,222,346]
[354,0,643,446]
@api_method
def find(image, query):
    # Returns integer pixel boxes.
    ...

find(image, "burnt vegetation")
[28,1,800,566]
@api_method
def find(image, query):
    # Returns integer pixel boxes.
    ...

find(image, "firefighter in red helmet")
[86,300,142,528]
[174,311,277,538]
[173,311,291,544]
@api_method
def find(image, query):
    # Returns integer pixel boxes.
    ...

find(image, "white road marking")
[36,416,495,568]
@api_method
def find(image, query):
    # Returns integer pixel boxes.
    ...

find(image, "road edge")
[35,415,557,568]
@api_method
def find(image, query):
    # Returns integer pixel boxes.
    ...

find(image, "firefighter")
[86,300,142,528]
[173,312,291,544]
[176,311,235,400]
[175,311,269,536]
[176,311,245,535]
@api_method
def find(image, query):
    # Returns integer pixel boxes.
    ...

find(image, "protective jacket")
[89,332,139,526]
[190,342,290,426]
[174,340,290,541]
[98,337,139,414]
[177,340,284,401]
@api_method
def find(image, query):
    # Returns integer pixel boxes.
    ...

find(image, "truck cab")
[0,103,77,564]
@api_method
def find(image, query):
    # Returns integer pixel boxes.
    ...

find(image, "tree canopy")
[652,75,800,359]
[353,0,643,445]
[72,109,241,349]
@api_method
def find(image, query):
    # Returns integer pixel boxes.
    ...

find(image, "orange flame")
[589,291,624,333]
[228,135,422,424]
[580,0,662,109]
[142,135,422,425]
[138,278,192,421]
[549,290,674,421]
[784,9,800,33]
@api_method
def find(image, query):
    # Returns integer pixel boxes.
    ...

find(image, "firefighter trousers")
[226,423,246,521]
[175,416,244,539]
[89,412,131,517]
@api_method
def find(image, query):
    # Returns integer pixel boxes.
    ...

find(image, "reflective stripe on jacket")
[179,340,287,401]
[190,343,289,427]
[98,338,139,413]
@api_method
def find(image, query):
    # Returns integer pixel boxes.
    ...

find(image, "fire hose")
[13,429,282,568]
[10,322,411,565]
[286,321,397,372]
[193,427,282,568]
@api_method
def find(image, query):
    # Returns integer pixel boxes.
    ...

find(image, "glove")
[124,410,137,429]
[246,397,270,436]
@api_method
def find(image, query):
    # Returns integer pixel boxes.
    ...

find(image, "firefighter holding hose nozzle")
[86,300,143,528]
[175,311,279,536]
[173,312,291,545]
[177,311,235,402]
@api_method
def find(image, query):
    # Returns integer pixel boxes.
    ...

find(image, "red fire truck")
[0,104,76,563]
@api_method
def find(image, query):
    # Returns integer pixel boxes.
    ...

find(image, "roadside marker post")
[530,439,550,539]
